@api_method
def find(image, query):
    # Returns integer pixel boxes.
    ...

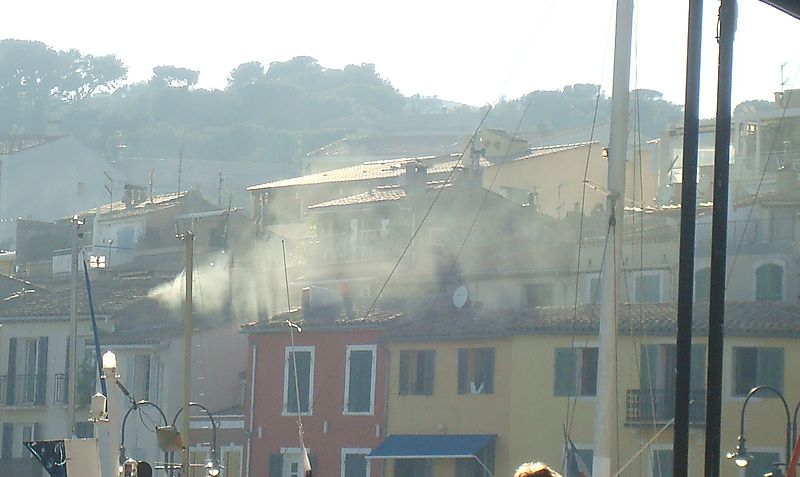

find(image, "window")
[524,283,554,307]
[6,337,48,406]
[586,273,601,304]
[221,446,243,477]
[694,268,710,302]
[458,348,494,395]
[565,447,593,477]
[554,347,598,397]
[399,350,435,395]
[283,347,314,414]
[733,347,784,396]
[133,354,151,401]
[342,449,370,477]
[651,448,673,477]
[269,448,315,477]
[455,442,495,477]
[745,451,781,477]
[634,273,661,303]
[344,345,376,414]
[394,459,432,477]
[756,263,784,301]
[639,344,706,422]
[116,226,135,250]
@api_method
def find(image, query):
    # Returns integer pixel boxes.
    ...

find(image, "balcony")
[306,230,407,264]
[625,389,706,427]
[0,374,47,407]
[54,373,68,405]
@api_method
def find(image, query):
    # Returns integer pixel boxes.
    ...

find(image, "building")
[241,306,401,477]
[372,302,799,477]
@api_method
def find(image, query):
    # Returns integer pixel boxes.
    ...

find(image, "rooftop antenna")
[103,171,113,214]
[177,144,184,195]
[148,169,155,202]
[781,62,789,92]
[218,170,223,207]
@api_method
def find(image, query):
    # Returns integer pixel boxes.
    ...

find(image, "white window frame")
[574,344,599,399]
[632,270,664,303]
[280,447,311,477]
[282,346,315,416]
[753,259,786,302]
[341,448,372,477]
[648,444,673,477]
[343,345,377,415]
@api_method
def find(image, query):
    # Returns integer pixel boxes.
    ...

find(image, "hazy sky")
[5,0,800,117]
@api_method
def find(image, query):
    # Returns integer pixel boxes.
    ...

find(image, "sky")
[4,0,800,118]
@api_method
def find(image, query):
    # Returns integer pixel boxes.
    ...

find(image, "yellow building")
[370,302,799,477]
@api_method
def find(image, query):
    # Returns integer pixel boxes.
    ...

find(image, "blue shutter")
[35,337,48,405]
[398,351,409,395]
[422,350,435,395]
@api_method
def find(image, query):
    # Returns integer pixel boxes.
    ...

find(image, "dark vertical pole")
[674,0,703,474]
[705,1,737,476]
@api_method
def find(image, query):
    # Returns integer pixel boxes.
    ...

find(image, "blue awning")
[367,434,496,460]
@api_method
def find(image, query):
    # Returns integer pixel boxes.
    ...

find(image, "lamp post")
[102,351,121,477]
[170,402,220,477]
[727,386,800,477]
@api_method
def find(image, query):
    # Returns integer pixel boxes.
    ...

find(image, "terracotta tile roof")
[0,274,174,318]
[73,191,189,219]
[308,185,406,210]
[384,301,800,341]
[240,307,403,333]
[246,156,491,191]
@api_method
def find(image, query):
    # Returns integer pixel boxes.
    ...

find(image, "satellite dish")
[453,285,469,309]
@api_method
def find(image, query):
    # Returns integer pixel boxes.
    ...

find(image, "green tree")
[151,65,199,88]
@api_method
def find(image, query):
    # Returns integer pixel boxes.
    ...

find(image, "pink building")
[242,308,400,477]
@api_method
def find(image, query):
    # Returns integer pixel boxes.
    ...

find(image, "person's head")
[514,462,563,477]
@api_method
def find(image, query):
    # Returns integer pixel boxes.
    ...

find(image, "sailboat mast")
[592,0,633,476]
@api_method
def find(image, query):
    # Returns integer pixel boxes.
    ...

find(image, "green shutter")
[483,349,495,394]
[639,345,659,418]
[399,351,409,395]
[269,453,283,477]
[457,349,468,394]
[6,338,16,406]
[758,347,784,394]
[347,350,372,412]
[422,350,435,395]
[689,345,706,390]
[554,348,576,396]
[35,337,48,405]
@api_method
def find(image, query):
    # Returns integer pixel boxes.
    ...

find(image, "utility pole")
[181,230,194,477]
[68,215,83,437]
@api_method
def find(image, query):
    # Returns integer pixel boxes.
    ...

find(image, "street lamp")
[727,386,800,477]
[120,400,168,471]
[170,402,221,477]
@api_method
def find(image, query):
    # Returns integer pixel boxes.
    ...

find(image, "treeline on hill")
[0,39,684,164]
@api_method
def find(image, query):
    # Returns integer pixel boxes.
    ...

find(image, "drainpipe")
[245,342,257,477]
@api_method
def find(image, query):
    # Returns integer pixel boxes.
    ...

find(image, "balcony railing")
[695,218,795,246]
[0,373,47,407]
[54,373,68,405]
[625,389,706,426]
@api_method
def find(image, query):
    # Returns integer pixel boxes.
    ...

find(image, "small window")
[756,263,784,301]
[554,347,598,397]
[284,347,314,414]
[524,283,554,308]
[651,448,673,477]
[733,347,784,396]
[634,273,661,303]
[344,346,376,414]
[399,350,435,395]
[342,449,370,477]
[458,348,494,394]
[394,459,432,477]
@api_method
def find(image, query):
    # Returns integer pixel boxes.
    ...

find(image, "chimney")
[403,161,428,198]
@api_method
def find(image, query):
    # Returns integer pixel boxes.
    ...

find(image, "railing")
[306,230,408,264]
[54,373,68,405]
[0,374,47,407]
[625,389,706,426]
[695,218,795,245]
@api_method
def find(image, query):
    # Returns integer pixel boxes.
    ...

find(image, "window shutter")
[347,350,372,412]
[758,347,784,394]
[1,423,13,459]
[554,348,576,396]
[422,350,435,395]
[6,337,16,406]
[689,345,706,390]
[457,349,468,394]
[36,337,48,405]
[398,351,409,395]
[268,453,283,477]
[639,344,659,418]
[483,349,495,394]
